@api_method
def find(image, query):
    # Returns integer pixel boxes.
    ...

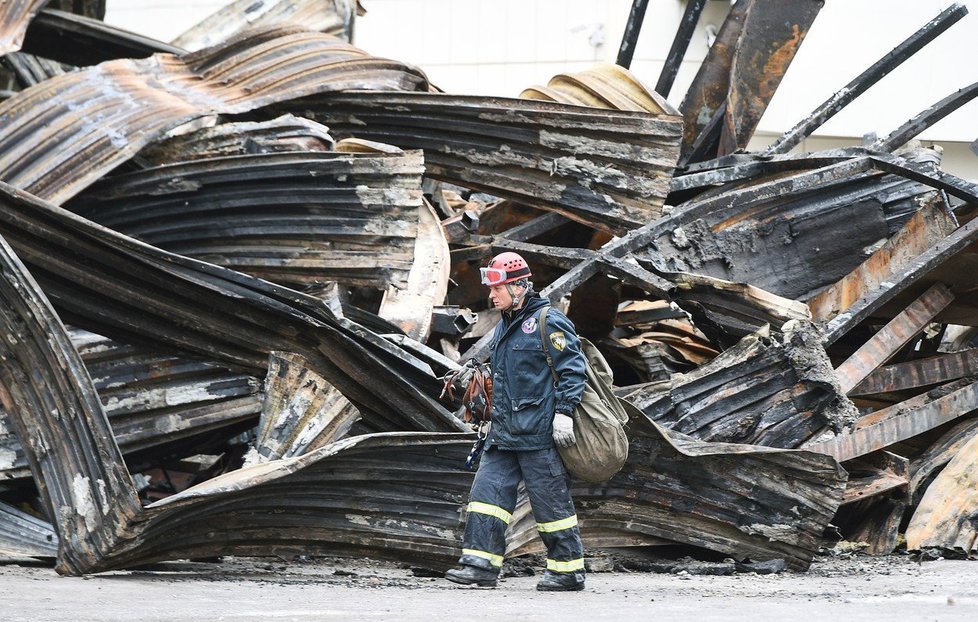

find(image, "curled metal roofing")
[0,0,47,56]
[0,26,429,204]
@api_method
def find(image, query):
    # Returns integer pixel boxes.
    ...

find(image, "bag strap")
[538,307,559,386]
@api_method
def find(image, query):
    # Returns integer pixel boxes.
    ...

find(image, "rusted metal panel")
[0,0,47,56]
[906,429,978,552]
[834,282,954,395]
[0,26,429,204]
[250,352,359,464]
[173,0,357,51]
[679,0,750,160]
[718,0,823,156]
[507,413,847,571]
[623,322,856,448]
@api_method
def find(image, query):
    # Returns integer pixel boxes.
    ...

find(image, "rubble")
[2,0,978,578]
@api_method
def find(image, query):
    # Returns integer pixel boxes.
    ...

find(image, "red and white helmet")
[480,252,531,286]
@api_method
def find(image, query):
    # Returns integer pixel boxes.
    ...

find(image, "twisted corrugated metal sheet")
[296,90,683,234]
[0,0,47,56]
[173,0,357,51]
[0,328,261,481]
[70,150,426,290]
[0,25,429,204]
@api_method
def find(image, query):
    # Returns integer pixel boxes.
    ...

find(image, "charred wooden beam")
[909,415,978,506]
[624,322,856,448]
[21,9,183,66]
[806,378,978,462]
[717,0,823,156]
[851,349,978,396]
[840,451,909,506]
[835,283,955,395]
[508,411,847,571]
[0,51,67,88]
[654,0,707,98]
[875,80,978,152]
[810,192,957,328]
[765,3,969,155]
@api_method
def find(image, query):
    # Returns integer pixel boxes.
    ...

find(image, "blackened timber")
[834,283,954,395]
[851,348,978,396]
[654,0,707,98]
[0,499,57,560]
[299,91,683,234]
[623,323,855,448]
[909,415,978,505]
[678,0,750,160]
[839,452,909,506]
[21,9,183,66]
[810,193,957,327]
[875,81,978,152]
[717,0,823,156]
[806,378,978,462]
[765,3,969,155]
[616,0,650,69]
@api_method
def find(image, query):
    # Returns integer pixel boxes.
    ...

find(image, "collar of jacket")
[500,293,549,333]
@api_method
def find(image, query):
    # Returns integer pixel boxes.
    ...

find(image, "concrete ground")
[0,553,975,621]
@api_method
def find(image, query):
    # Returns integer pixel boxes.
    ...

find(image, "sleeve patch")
[549,331,566,351]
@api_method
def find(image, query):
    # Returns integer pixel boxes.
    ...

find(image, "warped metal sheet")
[507,411,847,571]
[0,221,474,574]
[289,89,683,234]
[135,115,336,165]
[173,0,357,51]
[0,499,57,559]
[0,0,47,56]
[0,327,261,481]
[70,150,426,291]
[0,26,429,204]
[520,63,676,114]
[0,181,466,435]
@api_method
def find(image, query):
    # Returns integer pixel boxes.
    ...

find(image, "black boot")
[445,565,498,587]
[536,570,585,591]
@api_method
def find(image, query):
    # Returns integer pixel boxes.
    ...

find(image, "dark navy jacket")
[486,294,587,451]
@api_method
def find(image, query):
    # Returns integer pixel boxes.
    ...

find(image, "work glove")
[552,412,576,448]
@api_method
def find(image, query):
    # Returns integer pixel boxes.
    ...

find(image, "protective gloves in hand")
[552,412,576,447]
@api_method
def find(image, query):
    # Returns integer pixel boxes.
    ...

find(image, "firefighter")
[445,252,587,591]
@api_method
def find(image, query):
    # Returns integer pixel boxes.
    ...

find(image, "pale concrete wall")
[104,0,978,179]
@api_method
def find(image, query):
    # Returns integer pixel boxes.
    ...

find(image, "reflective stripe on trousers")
[457,446,584,574]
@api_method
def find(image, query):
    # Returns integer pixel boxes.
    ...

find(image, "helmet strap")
[506,283,526,311]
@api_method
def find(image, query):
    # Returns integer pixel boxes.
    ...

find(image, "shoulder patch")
[549,331,566,351]
[521,317,537,334]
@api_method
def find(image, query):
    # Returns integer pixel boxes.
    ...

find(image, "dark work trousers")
[457,446,585,576]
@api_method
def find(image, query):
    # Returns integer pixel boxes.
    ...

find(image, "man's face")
[489,283,518,310]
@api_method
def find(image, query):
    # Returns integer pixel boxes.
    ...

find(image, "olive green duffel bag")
[539,308,630,483]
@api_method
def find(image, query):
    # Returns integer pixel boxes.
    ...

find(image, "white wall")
[105,0,978,178]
